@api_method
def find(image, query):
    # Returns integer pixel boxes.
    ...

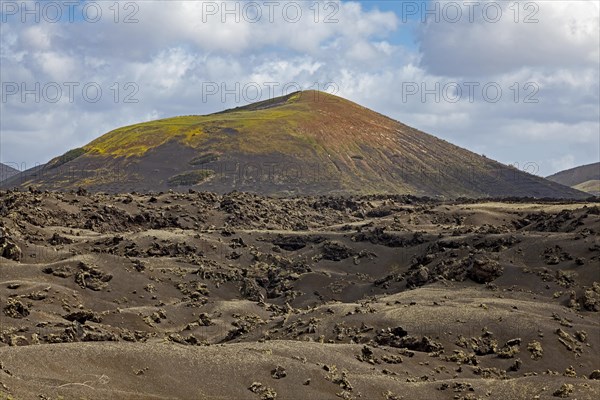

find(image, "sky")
[1,0,599,177]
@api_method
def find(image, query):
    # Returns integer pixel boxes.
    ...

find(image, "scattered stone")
[527,341,543,360]
[580,282,600,311]
[575,330,587,342]
[63,310,102,324]
[469,332,498,356]
[375,328,443,353]
[240,278,264,302]
[553,383,574,398]
[42,265,73,278]
[497,338,521,358]
[271,366,286,379]
[406,266,430,287]
[473,366,506,379]
[272,235,324,251]
[48,233,73,245]
[248,382,277,399]
[322,241,353,261]
[249,382,263,393]
[381,354,403,364]
[555,329,581,353]
[467,256,503,283]
[383,390,403,400]
[508,358,522,372]
[332,371,353,391]
[3,298,29,318]
[74,262,113,291]
[198,313,213,326]
[0,227,21,261]
[589,370,600,380]
[443,350,477,365]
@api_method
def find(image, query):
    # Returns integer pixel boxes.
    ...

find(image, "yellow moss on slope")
[83,98,316,158]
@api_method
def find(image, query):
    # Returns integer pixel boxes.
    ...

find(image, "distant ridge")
[0,163,19,182]
[2,91,587,199]
[547,162,600,196]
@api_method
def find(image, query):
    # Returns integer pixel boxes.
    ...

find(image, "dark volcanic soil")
[1,189,599,399]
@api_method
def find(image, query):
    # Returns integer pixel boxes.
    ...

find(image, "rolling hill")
[547,162,600,196]
[2,91,587,198]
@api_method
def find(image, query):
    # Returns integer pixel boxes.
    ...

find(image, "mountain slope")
[573,180,600,196]
[547,162,600,195]
[2,91,587,198]
[0,163,19,182]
